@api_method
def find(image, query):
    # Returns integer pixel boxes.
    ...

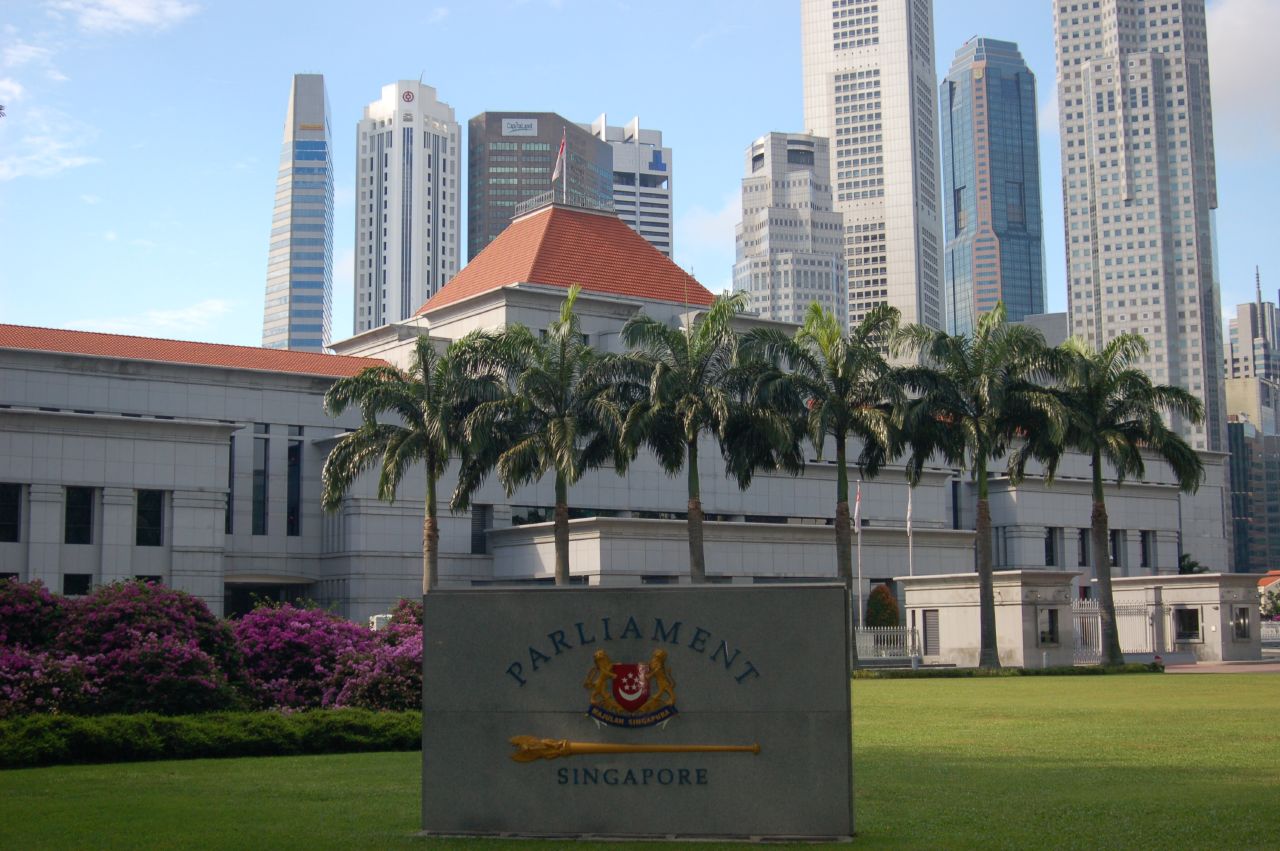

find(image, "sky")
[0,0,1276,348]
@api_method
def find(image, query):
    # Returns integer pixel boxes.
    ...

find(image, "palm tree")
[1050,333,1204,666]
[745,303,903,607]
[897,303,1063,669]
[320,335,498,594]
[459,285,627,584]
[618,291,766,582]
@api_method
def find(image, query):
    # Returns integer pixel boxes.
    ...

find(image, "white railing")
[1073,599,1162,664]
[1261,621,1280,643]
[855,626,920,660]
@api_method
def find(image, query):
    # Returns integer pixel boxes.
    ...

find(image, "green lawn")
[2,674,1276,849]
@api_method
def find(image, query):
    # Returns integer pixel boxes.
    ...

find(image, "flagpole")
[855,479,863,630]
[561,127,567,204]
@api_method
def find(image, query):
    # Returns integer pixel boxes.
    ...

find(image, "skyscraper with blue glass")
[939,39,1044,336]
[262,74,332,351]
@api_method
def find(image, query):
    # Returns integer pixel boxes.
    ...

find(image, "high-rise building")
[1226,269,1278,381]
[1054,0,1225,452]
[354,81,461,334]
[585,115,674,257]
[262,74,333,351]
[939,38,1046,336]
[800,0,945,330]
[467,112,613,260]
[732,132,847,327]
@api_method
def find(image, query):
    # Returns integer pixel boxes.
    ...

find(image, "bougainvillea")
[0,579,65,649]
[233,604,375,709]
[387,597,423,627]
[0,647,97,718]
[57,581,241,679]
[328,625,422,711]
[84,630,238,715]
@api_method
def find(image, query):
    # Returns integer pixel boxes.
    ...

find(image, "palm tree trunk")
[423,471,439,595]
[554,471,570,586]
[975,459,1001,669]
[835,436,858,667]
[1091,450,1125,666]
[686,439,706,584]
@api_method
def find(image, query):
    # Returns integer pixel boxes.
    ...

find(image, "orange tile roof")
[419,204,715,314]
[0,324,386,377]
[1259,571,1280,591]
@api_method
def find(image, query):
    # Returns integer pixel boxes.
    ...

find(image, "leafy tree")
[897,303,1062,669]
[865,583,900,628]
[618,292,796,581]
[321,336,498,594]
[1177,552,1209,575]
[457,286,628,584]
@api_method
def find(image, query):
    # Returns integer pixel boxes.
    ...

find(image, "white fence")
[1073,599,1164,664]
[856,626,920,660]
[1262,621,1280,644]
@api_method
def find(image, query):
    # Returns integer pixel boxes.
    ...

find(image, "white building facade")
[1054,0,1225,452]
[733,132,848,327]
[586,114,673,257]
[354,81,461,335]
[800,0,945,330]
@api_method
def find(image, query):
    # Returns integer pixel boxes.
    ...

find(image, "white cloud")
[1037,79,1059,142]
[675,192,741,294]
[426,6,449,24]
[0,77,25,103]
[2,42,54,68]
[67,298,235,335]
[46,0,200,33]
[1208,0,1280,157]
[0,105,99,180]
[103,230,117,241]
[80,193,101,204]
[130,238,156,249]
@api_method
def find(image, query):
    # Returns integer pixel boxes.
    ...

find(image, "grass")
[1,674,1276,849]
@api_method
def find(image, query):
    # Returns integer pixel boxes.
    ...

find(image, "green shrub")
[852,662,1163,679]
[0,709,421,768]
[865,583,900,627]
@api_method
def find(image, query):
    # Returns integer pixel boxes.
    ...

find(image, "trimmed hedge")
[853,662,1163,679]
[0,708,421,769]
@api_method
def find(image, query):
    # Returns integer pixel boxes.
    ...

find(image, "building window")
[225,436,235,535]
[1109,529,1125,567]
[63,573,92,596]
[1045,527,1061,567]
[287,426,303,537]
[471,504,492,555]
[1078,528,1090,566]
[1231,607,1250,641]
[0,483,20,543]
[253,424,269,536]
[136,490,164,547]
[1140,530,1155,568]
[1037,608,1061,646]
[1173,607,1202,642]
[65,487,94,545]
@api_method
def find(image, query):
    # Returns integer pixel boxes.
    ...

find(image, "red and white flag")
[551,129,566,182]
[853,480,862,534]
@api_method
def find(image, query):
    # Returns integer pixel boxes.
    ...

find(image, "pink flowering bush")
[387,597,423,627]
[83,630,237,715]
[0,579,65,649]
[0,647,97,718]
[233,604,375,709]
[328,622,422,711]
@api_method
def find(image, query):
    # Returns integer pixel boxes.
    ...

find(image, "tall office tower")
[1054,0,1225,451]
[354,81,461,334]
[800,0,945,330]
[732,133,848,327]
[1226,270,1277,380]
[262,74,333,351]
[468,113,613,260]
[585,115,674,257]
[939,38,1046,336]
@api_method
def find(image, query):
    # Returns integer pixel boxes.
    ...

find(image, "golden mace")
[509,735,761,762]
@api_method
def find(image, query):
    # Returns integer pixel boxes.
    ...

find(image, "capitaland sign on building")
[501,117,538,136]
[422,585,854,840]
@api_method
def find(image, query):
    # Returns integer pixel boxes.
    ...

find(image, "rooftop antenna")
[1257,265,1263,306]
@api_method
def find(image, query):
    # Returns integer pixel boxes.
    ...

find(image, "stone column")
[25,484,63,587]
[99,486,135,585]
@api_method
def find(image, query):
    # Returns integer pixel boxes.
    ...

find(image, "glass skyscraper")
[939,38,1045,336]
[262,74,333,351]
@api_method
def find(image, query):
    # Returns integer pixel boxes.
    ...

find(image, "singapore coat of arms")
[582,648,677,727]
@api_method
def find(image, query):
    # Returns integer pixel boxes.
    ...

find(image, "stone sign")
[421,584,853,840]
